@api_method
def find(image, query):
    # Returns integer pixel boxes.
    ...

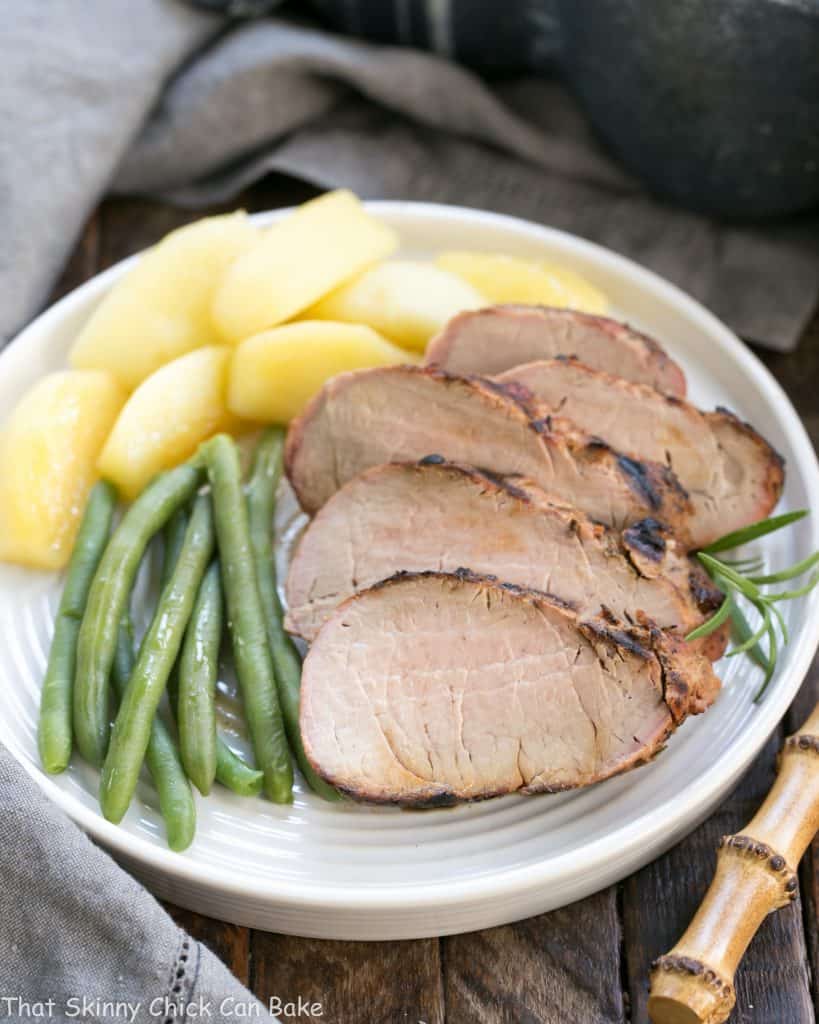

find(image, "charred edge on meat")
[579,618,654,660]
[688,565,724,614]
[365,568,581,612]
[413,458,533,505]
[654,646,692,724]
[617,455,663,511]
[617,456,690,512]
[333,781,463,809]
[467,466,534,504]
[622,518,668,563]
[530,416,554,437]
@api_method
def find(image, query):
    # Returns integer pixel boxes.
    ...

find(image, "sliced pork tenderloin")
[300,571,720,806]
[284,365,692,540]
[425,305,686,396]
[285,459,720,647]
[496,357,785,548]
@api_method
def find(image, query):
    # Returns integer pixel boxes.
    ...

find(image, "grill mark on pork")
[284,365,693,541]
[617,455,681,512]
[284,460,719,649]
[300,571,720,806]
[622,518,667,562]
[424,305,687,396]
[496,358,785,549]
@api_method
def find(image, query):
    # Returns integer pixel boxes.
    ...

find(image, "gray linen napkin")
[2,2,818,354]
[0,749,275,1023]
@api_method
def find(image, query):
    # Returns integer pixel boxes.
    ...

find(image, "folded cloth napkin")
[0,749,275,1023]
[2,1,818,354]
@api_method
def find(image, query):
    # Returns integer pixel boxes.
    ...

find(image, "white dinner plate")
[2,202,818,940]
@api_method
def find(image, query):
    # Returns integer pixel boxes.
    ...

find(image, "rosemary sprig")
[700,510,808,554]
[686,510,819,702]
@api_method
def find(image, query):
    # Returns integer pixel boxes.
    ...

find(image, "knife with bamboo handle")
[648,701,819,1024]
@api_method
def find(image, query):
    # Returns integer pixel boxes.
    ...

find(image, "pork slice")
[284,365,692,540]
[425,305,686,396]
[285,460,715,644]
[496,358,785,549]
[300,571,720,806]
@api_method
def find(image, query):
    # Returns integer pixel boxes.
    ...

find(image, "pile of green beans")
[38,430,335,852]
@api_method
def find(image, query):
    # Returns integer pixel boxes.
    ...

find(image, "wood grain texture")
[167,906,251,986]
[250,933,444,1024]
[51,187,819,1024]
[442,890,625,1024]
[623,728,813,1024]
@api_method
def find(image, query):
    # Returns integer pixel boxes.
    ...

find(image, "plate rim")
[3,198,819,915]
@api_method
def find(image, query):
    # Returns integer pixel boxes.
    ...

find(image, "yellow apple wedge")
[0,371,126,570]
[436,251,608,314]
[303,260,485,353]
[228,321,415,423]
[212,191,398,343]
[98,346,247,501]
[69,212,259,390]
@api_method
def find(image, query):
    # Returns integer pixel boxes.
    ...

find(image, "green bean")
[247,428,339,801]
[99,493,215,823]
[163,510,190,586]
[178,561,221,795]
[38,481,118,774]
[163,507,264,796]
[215,740,264,797]
[163,511,263,797]
[112,615,196,852]
[202,434,293,803]
[74,464,202,766]
[162,509,189,712]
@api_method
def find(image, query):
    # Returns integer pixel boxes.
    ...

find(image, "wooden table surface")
[52,178,819,1024]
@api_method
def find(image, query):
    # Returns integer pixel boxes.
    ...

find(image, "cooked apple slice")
[228,321,413,423]
[69,212,258,390]
[0,371,125,570]
[98,346,245,501]
[436,251,608,314]
[303,260,485,352]
[212,191,398,343]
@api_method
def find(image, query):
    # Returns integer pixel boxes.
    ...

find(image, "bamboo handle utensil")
[648,701,819,1024]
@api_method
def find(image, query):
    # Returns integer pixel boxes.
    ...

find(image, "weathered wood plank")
[622,726,813,1023]
[165,906,251,986]
[789,656,819,1020]
[442,890,625,1024]
[759,315,819,1017]
[250,933,444,1024]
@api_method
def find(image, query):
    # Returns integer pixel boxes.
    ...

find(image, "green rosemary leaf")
[750,550,819,585]
[702,510,809,554]
[726,602,770,658]
[685,595,732,641]
[766,571,819,603]
[767,599,789,645]
[697,554,763,601]
[753,616,778,702]
[722,557,765,571]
